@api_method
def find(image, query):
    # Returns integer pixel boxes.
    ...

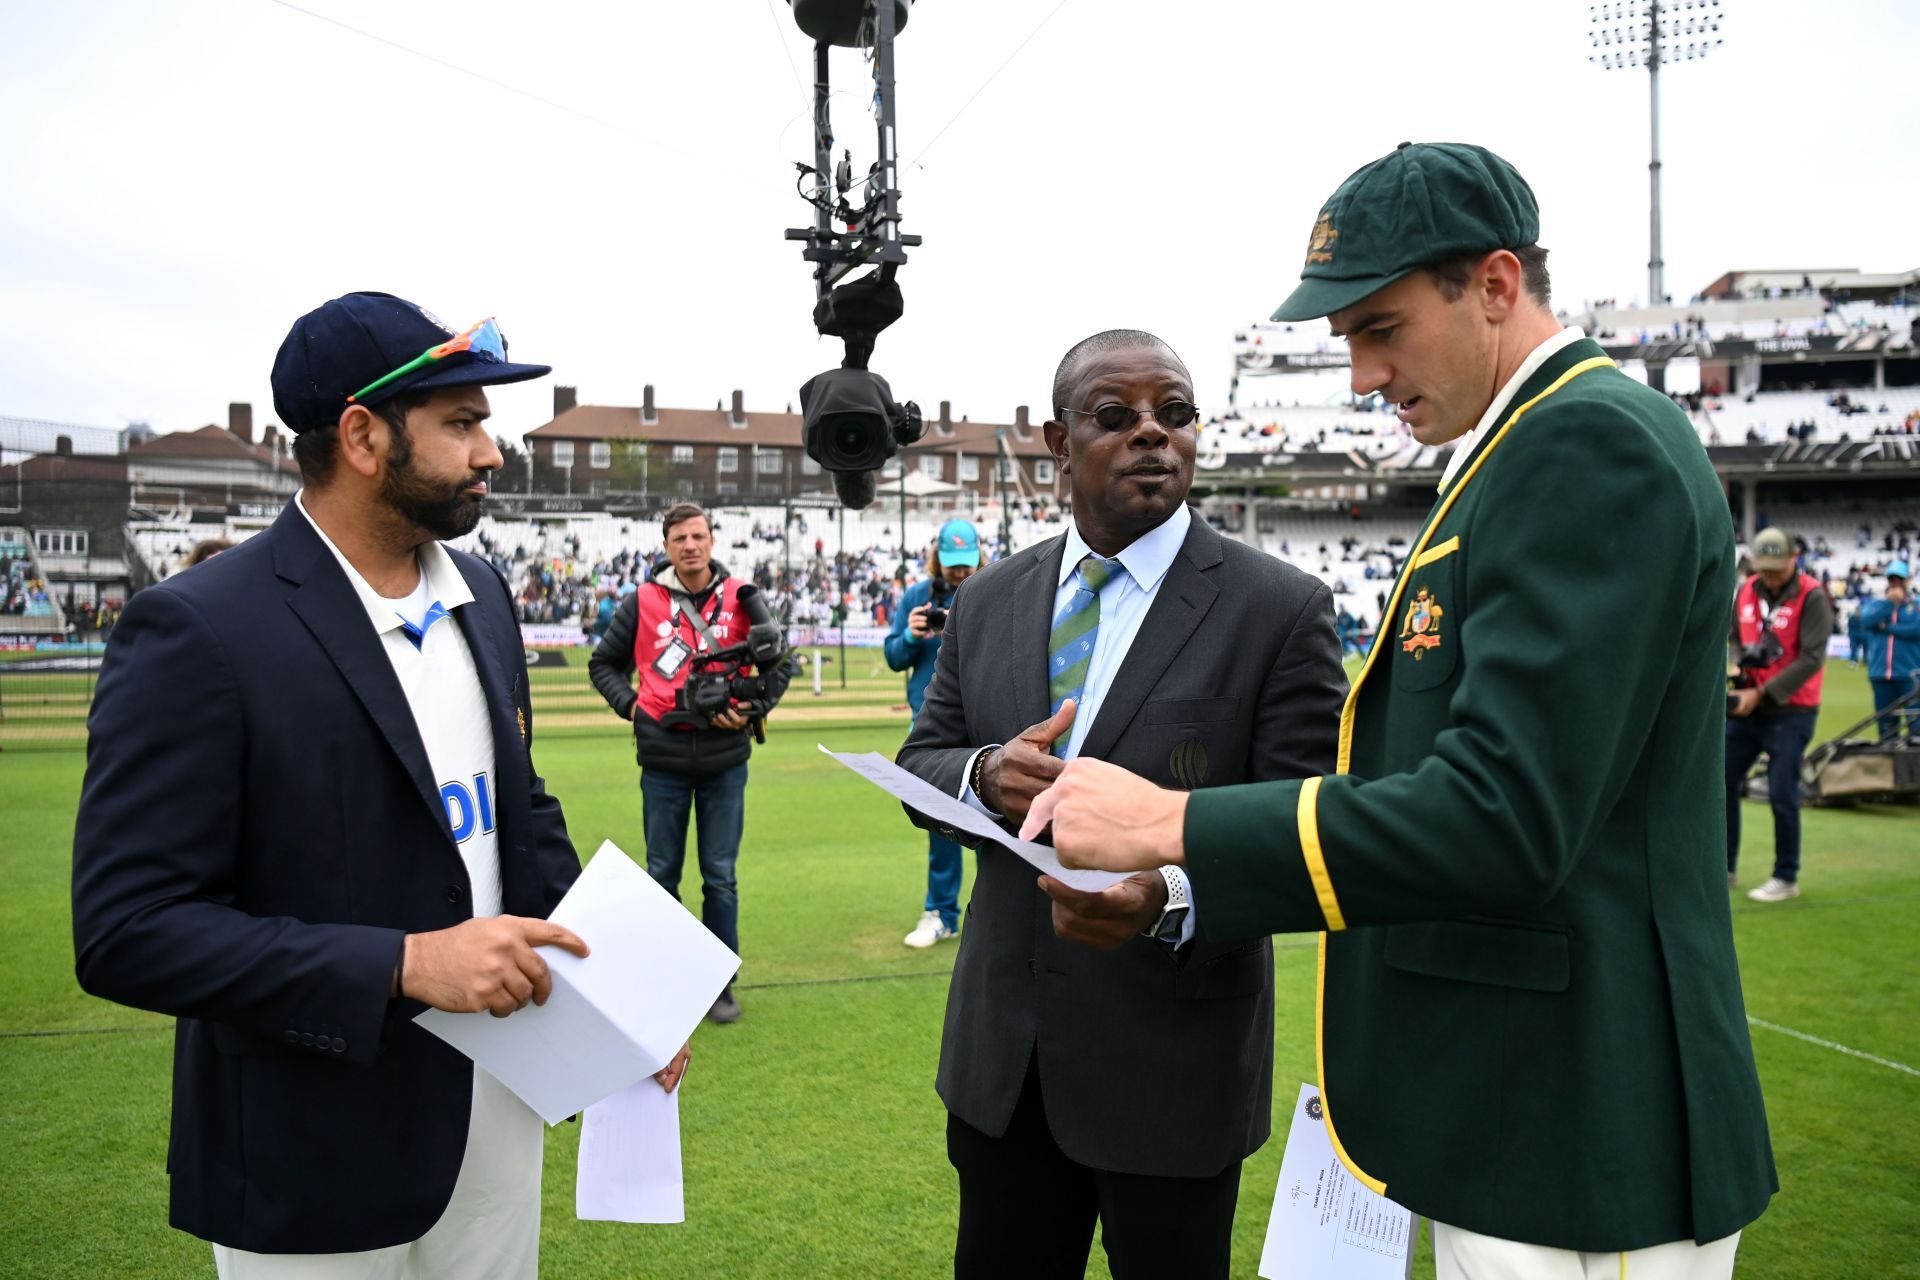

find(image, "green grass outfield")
[2,657,1915,1277]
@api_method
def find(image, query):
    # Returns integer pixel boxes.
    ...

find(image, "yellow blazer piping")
[1311,353,1616,1198]
[1334,356,1614,772]
[1411,535,1461,569]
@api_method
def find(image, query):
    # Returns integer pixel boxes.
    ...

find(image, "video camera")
[660,584,788,744]
[1728,629,1784,712]
[783,0,924,510]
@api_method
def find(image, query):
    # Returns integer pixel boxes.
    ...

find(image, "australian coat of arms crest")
[1399,586,1445,659]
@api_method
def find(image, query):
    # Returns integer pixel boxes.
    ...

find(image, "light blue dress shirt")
[962,504,1198,944]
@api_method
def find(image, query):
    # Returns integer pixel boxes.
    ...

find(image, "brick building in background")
[520,385,1065,508]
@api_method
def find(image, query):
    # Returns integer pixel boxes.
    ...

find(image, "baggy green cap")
[1271,142,1540,323]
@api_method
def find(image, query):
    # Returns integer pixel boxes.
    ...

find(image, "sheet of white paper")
[1260,1083,1415,1280]
[416,841,740,1124]
[577,1075,684,1223]
[819,745,1128,892]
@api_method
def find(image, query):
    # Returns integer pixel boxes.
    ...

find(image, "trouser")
[1432,1220,1741,1280]
[1869,673,1920,740]
[925,832,965,930]
[641,761,747,957]
[212,1068,542,1280]
[1725,708,1817,883]
[946,1055,1242,1280]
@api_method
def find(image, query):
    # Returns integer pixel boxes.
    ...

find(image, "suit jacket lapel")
[272,504,449,840]
[1076,519,1222,763]
[1005,535,1067,731]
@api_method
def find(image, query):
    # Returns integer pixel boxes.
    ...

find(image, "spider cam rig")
[784,0,924,510]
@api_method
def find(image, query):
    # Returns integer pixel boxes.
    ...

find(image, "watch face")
[1152,904,1191,940]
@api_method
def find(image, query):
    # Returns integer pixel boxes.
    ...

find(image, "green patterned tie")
[1047,554,1122,756]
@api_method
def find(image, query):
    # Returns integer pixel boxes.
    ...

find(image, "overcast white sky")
[2,0,1914,443]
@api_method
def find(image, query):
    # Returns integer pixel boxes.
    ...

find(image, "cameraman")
[1726,526,1832,903]
[885,519,981,948]
[590,502,790,1022]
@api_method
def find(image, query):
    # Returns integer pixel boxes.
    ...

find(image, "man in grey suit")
[897,330,1344,1278]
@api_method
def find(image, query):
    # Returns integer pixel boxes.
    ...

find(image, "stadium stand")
[1,527,63,631]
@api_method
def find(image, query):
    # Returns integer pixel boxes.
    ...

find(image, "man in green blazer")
[1024,143,1775,1278]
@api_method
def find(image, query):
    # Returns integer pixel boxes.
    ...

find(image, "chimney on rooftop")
[939,400,952,433]
[1015,405,1030,435]
[643,384,657,425]
[262,425,280,454]
[55,435,73,456]
[554,385,577,417]
[730,390,746,426]
[229,402,254,445]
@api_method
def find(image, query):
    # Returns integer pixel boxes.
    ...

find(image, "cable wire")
[762,0,810,109]
[260,0,692,157]
[908,0,1072,167]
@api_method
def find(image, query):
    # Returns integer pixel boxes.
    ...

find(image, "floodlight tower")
[1589,0,1726,312]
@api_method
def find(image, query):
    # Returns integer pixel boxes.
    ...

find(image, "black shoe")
[708,986,742,1024]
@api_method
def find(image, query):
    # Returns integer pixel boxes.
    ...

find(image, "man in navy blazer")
[72,294,681,1277]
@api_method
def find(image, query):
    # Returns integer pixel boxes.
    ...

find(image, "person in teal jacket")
[1859,559,1919,739]
[886,519,982,946]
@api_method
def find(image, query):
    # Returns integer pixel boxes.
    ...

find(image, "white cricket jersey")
[295,493,503,917]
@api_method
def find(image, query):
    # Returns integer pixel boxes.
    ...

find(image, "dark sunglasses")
[1060,400,1200,431]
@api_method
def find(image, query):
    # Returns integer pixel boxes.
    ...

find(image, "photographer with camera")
[885,520,982,948]
[590,503,790,1022]
[1726,527,1832,903]
[1859,559,1919,740]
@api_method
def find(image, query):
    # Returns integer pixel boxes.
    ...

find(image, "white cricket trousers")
[212,1068,543,1280]
[1433,1221,1742,1280]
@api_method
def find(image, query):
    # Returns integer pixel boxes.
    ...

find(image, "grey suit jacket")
[896,514,1343,1177]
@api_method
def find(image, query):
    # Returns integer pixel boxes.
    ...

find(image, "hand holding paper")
[402,915,589,1017]
[980,698,1077,823]
[1017,756,1190,873]
[818,745,1128,893]
[415,841,738,1125]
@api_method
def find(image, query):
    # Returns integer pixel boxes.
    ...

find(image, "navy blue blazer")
[72,501,579,1254]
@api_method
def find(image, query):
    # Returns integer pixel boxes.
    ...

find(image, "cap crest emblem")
[1305,212,1339,265]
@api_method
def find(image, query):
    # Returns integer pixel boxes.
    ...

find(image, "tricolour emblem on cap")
[1305,212,1339,266]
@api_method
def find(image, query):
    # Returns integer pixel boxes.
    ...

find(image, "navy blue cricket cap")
[271,291,551,434]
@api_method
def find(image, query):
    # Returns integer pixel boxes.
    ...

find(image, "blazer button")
[300,1032,315,1047]
[1027,958,1038,977]
[331,1038,347,1053]
[282,1029,299,1044]
[446,886,463,903]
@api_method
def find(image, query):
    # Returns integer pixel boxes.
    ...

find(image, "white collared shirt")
[1436,326,1587,495]
[294,491,502,918]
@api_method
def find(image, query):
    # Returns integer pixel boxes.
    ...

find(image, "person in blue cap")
[887,518,982,946]
[73,292,687,1279]
[1860,558,1919,739]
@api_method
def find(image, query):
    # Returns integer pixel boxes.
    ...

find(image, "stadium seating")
[1,527,62,630]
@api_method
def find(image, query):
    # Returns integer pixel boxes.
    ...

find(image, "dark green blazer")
[1184,337,1776,1250]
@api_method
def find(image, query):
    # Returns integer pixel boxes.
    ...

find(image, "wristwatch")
[1143,865,1190,942]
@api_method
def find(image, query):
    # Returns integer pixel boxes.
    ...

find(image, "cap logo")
[411,302,456,337]
[1305,212,1339,265]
